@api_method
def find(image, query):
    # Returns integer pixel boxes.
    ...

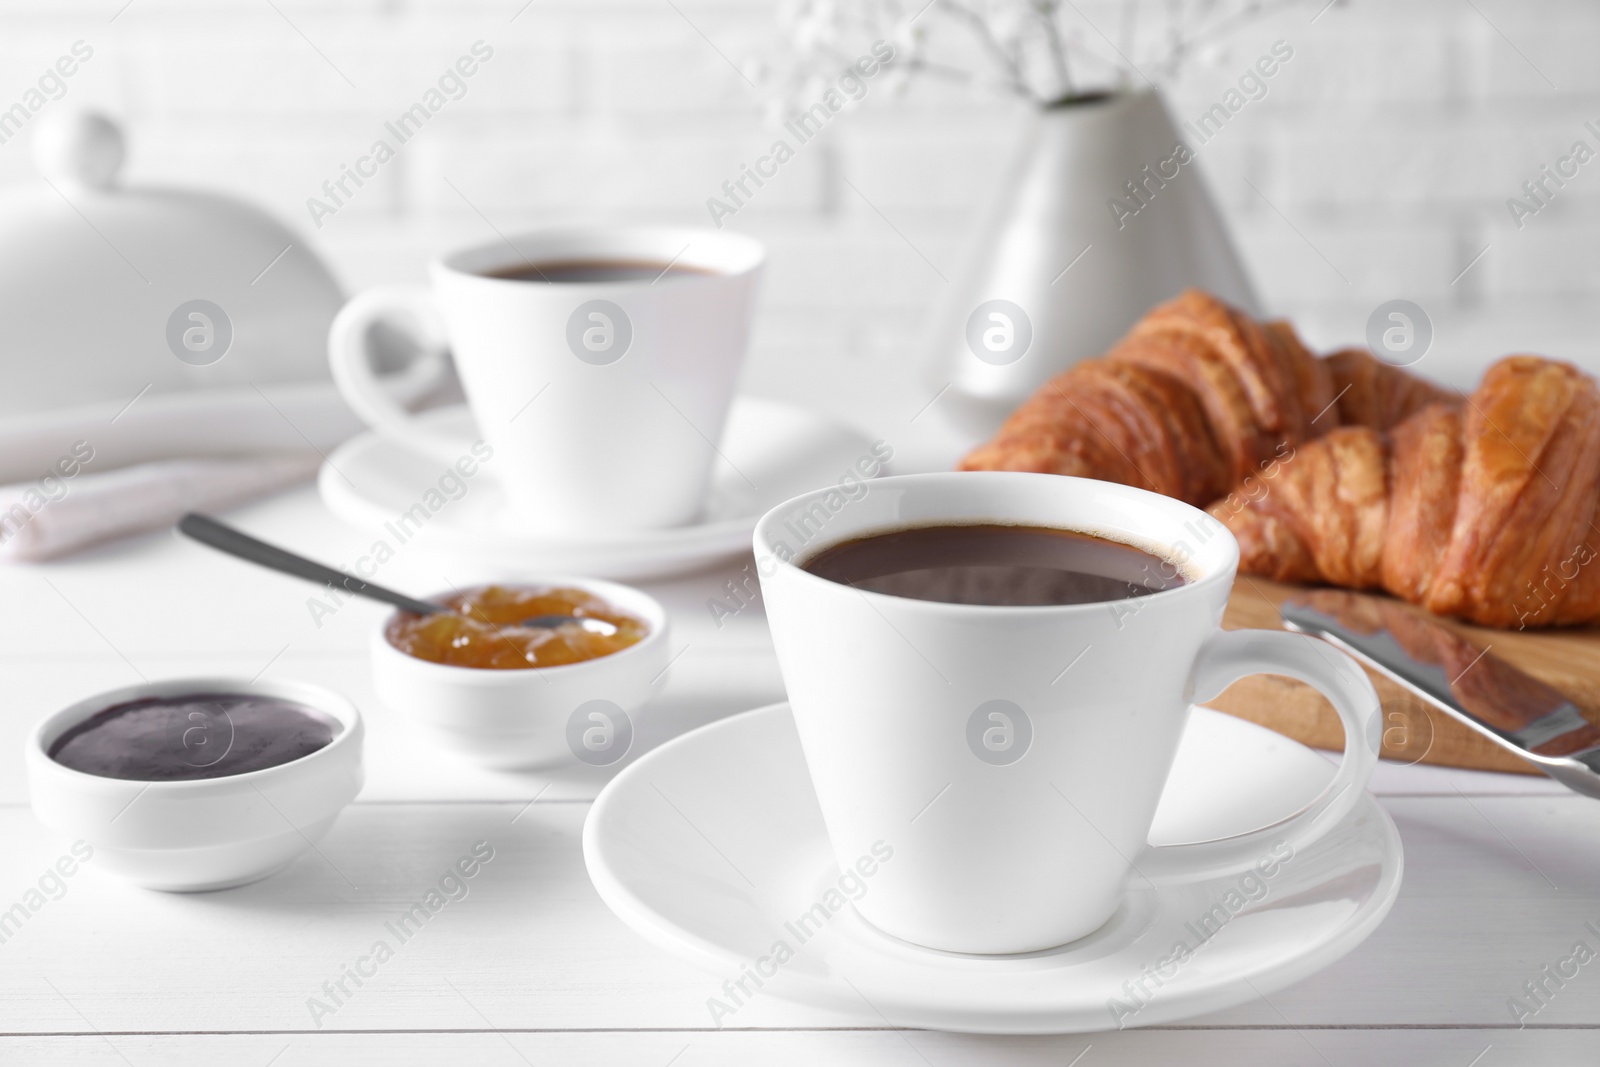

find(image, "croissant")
[961,290,1455,503]
[1218,357,1600,628]
[958,290,1600,629]
[963,292,1312,504]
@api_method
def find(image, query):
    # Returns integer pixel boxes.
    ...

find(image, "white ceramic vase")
[929,89,1258,441]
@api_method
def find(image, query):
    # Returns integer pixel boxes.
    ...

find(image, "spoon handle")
[178,513,443,617]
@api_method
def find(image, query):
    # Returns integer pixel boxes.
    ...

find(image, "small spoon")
[177,513,618,635]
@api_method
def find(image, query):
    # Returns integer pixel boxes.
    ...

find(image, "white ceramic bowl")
[371,577,669,770]
[26,676,364,892]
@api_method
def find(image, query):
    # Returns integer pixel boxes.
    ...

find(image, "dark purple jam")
[48,693,340,781]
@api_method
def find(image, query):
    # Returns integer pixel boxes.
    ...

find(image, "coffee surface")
[801,523,1186,607]
[49,693,340,781]
[484,259,712,284]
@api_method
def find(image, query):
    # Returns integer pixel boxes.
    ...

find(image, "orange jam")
[385,584,648,669]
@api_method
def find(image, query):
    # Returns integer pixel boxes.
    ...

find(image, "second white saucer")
[318,397,881,580]
[584,702,1403,1034]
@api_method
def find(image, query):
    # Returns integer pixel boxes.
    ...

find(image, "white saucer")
[317,397,879,580]
[584,702,1403,1034]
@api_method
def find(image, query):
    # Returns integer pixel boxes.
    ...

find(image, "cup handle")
[327,285,468,465]
[1137,628,1381,884]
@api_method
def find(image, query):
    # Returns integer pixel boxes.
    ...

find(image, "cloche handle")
[33,110,124,191]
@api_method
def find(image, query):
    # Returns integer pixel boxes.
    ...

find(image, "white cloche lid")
[0,109,346,419]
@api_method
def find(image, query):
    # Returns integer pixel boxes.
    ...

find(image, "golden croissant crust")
[962,291,1349,505]
[1220,357,1600,628]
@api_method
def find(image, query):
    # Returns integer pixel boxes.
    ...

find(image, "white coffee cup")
[755,471,1380,955]
[328,226,764,535]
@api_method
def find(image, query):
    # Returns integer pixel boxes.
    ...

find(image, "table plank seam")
[0,799,597,809]
[4,1023,1599,1038]
[0,793,1580,810]
[1373,792,1568,798]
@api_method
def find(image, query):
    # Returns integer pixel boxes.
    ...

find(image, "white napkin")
[0,454,321,562]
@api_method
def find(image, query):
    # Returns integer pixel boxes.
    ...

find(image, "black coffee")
[485,259,713,284]
[801,523,1186,607]
[49,693,340,782]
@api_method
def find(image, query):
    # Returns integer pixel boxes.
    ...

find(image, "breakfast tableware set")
[31,139,1574,1034]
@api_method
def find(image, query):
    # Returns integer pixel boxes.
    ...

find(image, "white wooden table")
[1,484,1596,1066]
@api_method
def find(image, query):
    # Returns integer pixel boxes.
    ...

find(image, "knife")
[1279,590,1600,799]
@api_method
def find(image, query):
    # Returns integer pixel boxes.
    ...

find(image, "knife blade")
[1279,590,1600,799]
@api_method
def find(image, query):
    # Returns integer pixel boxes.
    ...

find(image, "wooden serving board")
[1212,577,1600,775]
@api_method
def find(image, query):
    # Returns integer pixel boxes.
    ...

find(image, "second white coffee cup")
[329,226,765,535]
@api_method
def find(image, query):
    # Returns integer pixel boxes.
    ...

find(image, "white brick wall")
[2,0,1595,422]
